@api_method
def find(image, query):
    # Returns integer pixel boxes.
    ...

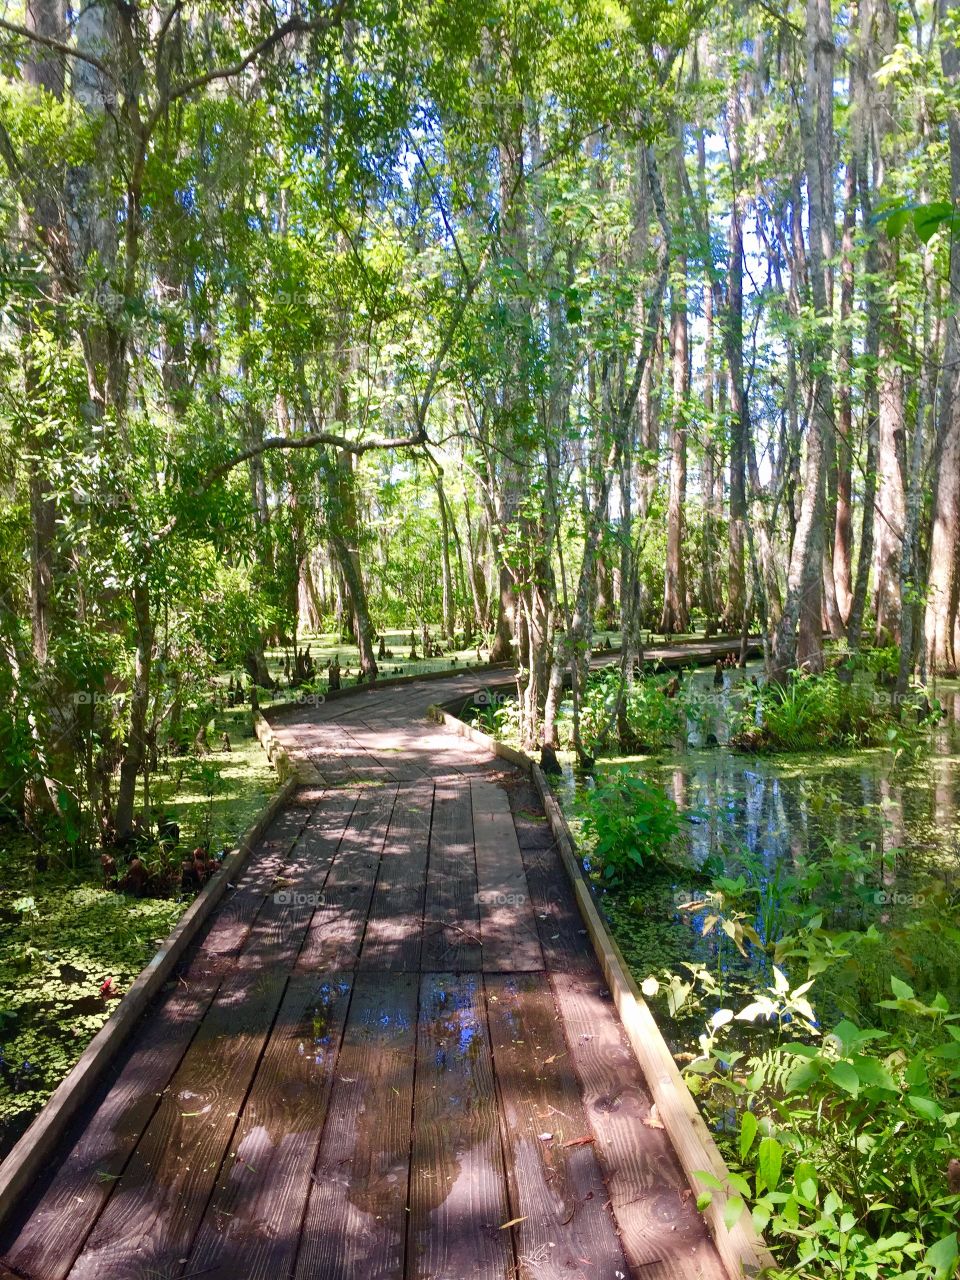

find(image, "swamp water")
[548,665,960,1050]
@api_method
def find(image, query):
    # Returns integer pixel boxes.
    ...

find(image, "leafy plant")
[576,769,683,882]
[577,669,685,755]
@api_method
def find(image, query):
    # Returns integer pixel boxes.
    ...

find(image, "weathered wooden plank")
[359,780,433,970]
[294,972,418,1280]
[550,969,727,1279]
[234,789,360,972]
[407,972,514,1280]
[506,782,597,976]
[64,795,350,1280]
[421,782,482,970]
[471,781,543,972]
[295,784,397,972]
[484,972,631,1280]
[336,723,432,781]
[532,760,771,1278]
[182,972,354,1280]
[65,966,293,1280]
[0,797,317,1280]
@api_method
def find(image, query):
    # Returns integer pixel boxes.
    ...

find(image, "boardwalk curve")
[0,643,756,1280]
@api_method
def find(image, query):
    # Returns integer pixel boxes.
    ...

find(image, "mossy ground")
[0,703,279,1156]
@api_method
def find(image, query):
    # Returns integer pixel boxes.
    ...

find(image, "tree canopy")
[1,0,959,836]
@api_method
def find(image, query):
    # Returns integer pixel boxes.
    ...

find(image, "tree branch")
[147,6,350,129]
[0,15,117,81]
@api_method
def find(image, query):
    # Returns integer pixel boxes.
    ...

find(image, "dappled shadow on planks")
[0,665,730,1280]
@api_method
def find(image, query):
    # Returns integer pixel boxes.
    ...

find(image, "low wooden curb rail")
[0,772,299,1233]
[427,702,778,1280]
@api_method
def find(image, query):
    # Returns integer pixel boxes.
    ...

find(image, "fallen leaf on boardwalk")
[563,1135,596,1147]
[643,1104,665,1129]
[500,1216,528,1229]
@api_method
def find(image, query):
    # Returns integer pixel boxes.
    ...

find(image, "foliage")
[689,979,960,1279]
[730,669,934,755]
[577,668,685,755]
[0,706,277,1151]
[632,816,960,1278]
[576,769,684,882]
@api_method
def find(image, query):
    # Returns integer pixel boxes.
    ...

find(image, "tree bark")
[660,240,689,633]
[925,0,960,673]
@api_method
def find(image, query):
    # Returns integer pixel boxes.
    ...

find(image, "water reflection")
[560,666,960,924]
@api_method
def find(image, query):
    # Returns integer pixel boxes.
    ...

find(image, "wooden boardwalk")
[0,650,739,1280]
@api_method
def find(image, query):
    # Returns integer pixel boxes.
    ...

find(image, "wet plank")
[507,779,597,975]
[359,780,434,970]
[66,967,293,1280]
[294,972,418,1280]
[6,653,733,1280]
[421,781,481,970]
[0,800,318,1280]
[65,804,346,1280]
[295,784,397,971]
[550,969,727,1279]
[234,789,359,971]
[471,780,543,972]
[484,972,630,1280]
[407,972,514,1280]
[182,972,354,1280]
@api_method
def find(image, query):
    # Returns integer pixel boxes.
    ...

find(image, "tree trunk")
[660,243,689,634]
[771,0,835,680]
[834,154,857,624]
[115,581,154,835]
[723,83,748,633]
[925,0,960,673]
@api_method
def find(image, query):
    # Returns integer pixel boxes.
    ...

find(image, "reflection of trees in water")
[567,678,960,900]
[674,677,960,875]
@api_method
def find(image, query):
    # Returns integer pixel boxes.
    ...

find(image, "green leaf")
[828,1061,860,1096]
[891,976,915,1000]
[723,1195,745,1231]
[906,1093,943,1120]
[757,1136,783,1193]
[914,202,954,243]
[885,207,914,237]
[924,1232,959,1278]
[739,1110,758,1161]
[794,1161,818,1205]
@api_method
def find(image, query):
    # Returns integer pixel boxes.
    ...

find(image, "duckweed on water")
[0,706,278,1155]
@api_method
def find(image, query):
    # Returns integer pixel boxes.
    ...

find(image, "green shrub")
[690,979,960,1279]
[576,769,683,882]
[578,669,685,755]
[731,668,928,753]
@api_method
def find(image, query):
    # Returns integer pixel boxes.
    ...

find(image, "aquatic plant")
[576,769,684,881]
